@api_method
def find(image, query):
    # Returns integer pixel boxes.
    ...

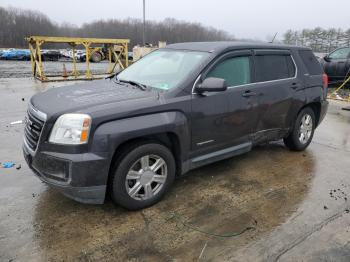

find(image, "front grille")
[24,107,45,152]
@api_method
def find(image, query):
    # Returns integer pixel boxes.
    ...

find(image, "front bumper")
[23,143,109,204]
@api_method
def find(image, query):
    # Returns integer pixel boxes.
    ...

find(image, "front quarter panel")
[90,111,190,180]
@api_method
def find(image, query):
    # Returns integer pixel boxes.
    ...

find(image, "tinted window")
[298,50,323,75]
[328,47,350,60]
[254,55,295,82]
[206,56,251,87]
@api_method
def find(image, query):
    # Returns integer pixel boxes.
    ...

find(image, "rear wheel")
[284,107,315,151]
[110,142,175,210]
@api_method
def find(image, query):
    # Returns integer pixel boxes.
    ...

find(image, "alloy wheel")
[125,154,168,200]
[298,113,313,144]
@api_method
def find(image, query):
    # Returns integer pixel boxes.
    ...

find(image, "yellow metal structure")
[26,36,130,82]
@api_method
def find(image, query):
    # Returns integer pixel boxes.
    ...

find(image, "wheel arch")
[298,101,321,127]
[108,132,182,177]
[105,132,182,198]
[91,112,190,199]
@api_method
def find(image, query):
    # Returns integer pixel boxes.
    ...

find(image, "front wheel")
[284,107,316,151]
[110,143,176,210]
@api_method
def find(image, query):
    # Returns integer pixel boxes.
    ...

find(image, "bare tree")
[0,7,233,49]
[283,27,350,52]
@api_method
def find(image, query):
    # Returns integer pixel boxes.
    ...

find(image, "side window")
[254,55,294,82]
[328,47,350,60]
[298,50,323,75]
[206,56,251,87]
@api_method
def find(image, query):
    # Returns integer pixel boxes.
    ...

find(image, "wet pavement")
[0,75,350,261]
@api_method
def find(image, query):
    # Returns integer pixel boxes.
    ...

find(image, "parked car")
[41,50,62,61]
[0,49,30,60]
[60,49,86,61]
[320,47,350,82]
[23,42,328,210]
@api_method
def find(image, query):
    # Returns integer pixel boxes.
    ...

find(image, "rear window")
[254,55,295,82]
[298,50,323,75]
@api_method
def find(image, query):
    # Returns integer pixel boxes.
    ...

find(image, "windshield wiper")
[118,79,148,91]
[106,70,122,79]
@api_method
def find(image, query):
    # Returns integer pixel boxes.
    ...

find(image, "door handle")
[242,90,257,97]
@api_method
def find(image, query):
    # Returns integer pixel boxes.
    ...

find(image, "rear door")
[250,50,298,142]
[191,50,259,157]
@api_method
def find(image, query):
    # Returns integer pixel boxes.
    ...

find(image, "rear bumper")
[318,100,329,126]
[23,143,109,204]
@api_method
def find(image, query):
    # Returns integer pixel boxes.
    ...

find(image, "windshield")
[117,49,210,90]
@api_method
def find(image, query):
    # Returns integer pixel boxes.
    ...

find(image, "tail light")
[322,73,328,88]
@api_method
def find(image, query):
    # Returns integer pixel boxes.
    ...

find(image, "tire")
[90,52,102,63]
[110,142,176,210]
[284,107,316,151]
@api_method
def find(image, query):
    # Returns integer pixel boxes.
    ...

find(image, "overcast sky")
[1,0,349,40]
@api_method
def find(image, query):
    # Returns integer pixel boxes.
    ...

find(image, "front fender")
[90,111,190,175]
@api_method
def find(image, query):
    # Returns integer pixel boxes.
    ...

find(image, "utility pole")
[143,0,146,46]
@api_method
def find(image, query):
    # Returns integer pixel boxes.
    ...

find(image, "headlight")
[49,114,91,145]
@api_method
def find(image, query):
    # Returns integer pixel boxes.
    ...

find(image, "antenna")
[270,32,278,43]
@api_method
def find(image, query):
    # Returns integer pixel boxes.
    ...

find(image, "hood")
[30,79,158,118]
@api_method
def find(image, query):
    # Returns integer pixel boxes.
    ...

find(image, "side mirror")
[195,77,227,93]
[323,55,331,62]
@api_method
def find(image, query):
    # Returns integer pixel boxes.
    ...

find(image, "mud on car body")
[23,42,328,210]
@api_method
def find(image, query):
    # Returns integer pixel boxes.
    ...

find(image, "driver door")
[190,50,259,158]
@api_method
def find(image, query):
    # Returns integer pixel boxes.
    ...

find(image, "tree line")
[283,28,350,53]
[2,6,349,53]
[0,6,232,49]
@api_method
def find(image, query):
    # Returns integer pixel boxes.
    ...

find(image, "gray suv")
[23,42,328,210]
